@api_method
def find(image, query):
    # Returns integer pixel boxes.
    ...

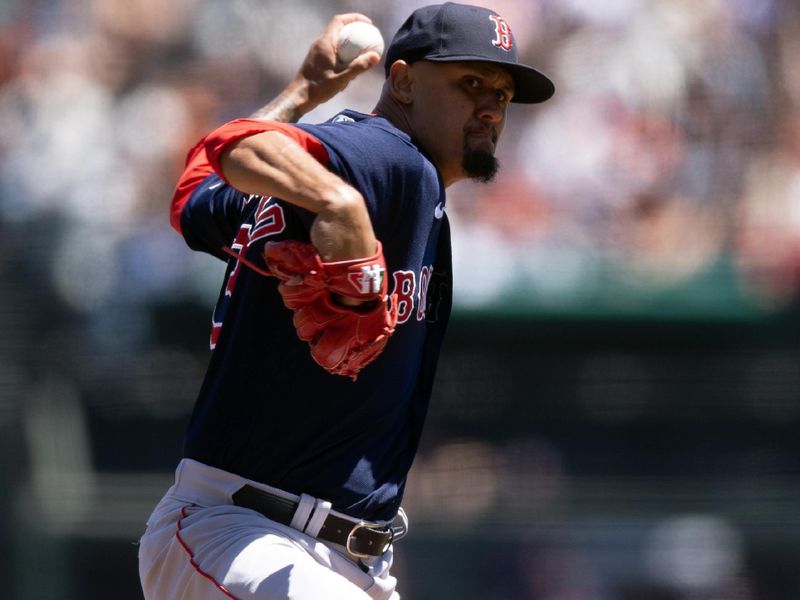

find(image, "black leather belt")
[232,485,394,558]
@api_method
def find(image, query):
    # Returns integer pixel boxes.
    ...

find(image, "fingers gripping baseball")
[264,240,398,379]
[335,21,384,68]
[298,14,383,110]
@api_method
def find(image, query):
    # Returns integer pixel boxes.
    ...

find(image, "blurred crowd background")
[1,0,799,599]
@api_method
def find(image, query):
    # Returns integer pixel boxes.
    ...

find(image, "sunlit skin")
[375,60,515,187]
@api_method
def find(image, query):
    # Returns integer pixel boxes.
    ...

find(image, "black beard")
[462,147,499,183]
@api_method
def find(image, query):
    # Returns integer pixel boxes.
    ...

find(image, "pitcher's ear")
[387,60,414,105]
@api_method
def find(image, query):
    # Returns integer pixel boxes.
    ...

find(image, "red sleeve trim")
[170,137,214,233]
[169,119,328,234]
[204,119,329,175]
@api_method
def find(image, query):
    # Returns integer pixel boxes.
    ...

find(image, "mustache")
[463,124,498,144]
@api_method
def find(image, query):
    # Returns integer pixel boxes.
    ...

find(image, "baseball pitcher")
[138,4,554,599]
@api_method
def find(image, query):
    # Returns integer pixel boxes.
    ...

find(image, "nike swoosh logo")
[208,181,223,190]
[434,203,445,219]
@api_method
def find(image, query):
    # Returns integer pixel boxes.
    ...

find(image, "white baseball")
[336,22,385,64]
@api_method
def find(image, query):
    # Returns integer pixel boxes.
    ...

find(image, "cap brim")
[424,55,555,104]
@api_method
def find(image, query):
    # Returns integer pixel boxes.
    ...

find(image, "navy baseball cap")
[384,2,555,104]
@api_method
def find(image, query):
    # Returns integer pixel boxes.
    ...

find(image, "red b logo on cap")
[489,14,513,52]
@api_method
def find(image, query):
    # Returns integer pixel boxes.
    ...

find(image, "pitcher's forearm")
[249,78,307,123]
[220,131,376,261]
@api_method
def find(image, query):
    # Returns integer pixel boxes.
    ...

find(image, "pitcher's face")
[407,61,514,186]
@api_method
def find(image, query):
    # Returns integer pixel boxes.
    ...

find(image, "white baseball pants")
[138,459,400,600]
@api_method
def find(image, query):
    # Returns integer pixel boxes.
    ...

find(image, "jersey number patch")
[213,197,286,348]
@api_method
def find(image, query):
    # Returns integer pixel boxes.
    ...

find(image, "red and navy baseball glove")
[264,240,398,380]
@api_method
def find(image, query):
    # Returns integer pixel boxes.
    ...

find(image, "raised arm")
[177,14,381,259]
[250,13,381,123]
[224,13,381,262]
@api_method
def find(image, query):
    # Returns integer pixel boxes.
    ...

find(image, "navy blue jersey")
[171,111,452,520]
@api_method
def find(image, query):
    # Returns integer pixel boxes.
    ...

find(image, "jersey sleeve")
[179,174,249,260]
[170,118,330,242]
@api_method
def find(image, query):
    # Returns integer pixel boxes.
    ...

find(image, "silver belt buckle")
[346,522,394,558]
